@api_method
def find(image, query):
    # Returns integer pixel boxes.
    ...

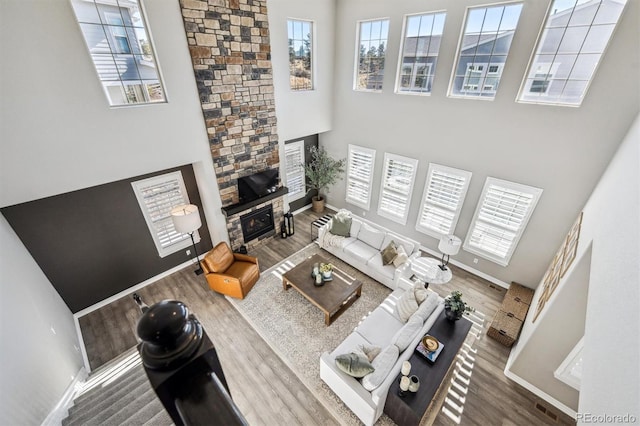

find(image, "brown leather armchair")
[200,242,260,299]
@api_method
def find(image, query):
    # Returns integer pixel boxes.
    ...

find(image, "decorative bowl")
[422,335,439,352]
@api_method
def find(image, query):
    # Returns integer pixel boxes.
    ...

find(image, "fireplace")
[240,204,274,242]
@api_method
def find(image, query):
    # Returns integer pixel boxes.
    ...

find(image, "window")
[464,177,542,266]
[70,0,165,106]
[518,0,627,106]
[345,145,376,210]
[450,2,523,99]
[355,19,390,91]
[284,140,306,202]
[397,12,446,95]
[287,19,313,90]
[132,171,198,257]
[377,153,418,225]
[416,164,472,238]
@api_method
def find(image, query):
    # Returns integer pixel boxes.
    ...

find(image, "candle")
[399,375,410,392]
[401,361,411,376]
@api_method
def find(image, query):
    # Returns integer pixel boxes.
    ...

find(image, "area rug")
[226,243,397,425]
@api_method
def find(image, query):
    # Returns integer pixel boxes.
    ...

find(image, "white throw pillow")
[411,291,439,323]
[396,288,419,322]
[357,224,386,250]
[361,344,400,391]
[391,315,423,352]
[414,284,428,305]
[392,245,409,267]
[358,344,381,362]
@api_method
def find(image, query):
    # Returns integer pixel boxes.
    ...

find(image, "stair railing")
[133,294,248,426]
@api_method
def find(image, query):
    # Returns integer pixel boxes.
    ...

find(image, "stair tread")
[66,369,152,425]
[73,357,145,406]
[70,363,147,412]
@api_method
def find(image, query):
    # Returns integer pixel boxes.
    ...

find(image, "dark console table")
[384,311,472,426]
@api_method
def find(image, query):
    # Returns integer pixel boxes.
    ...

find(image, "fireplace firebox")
[240,204,274,242]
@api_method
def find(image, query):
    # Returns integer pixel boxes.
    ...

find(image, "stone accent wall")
[179,0,282,248]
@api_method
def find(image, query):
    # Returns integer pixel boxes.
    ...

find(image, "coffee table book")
[415,335,445,363]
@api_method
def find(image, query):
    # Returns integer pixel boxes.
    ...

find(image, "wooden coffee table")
[282,253,362,325]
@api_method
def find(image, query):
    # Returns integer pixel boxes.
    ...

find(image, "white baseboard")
[504,366,577,419]
[291,204,312,216]
[325,204,509,290]
[73,257,202,372]
[41,366,87,426]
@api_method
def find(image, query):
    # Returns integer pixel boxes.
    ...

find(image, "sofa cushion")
[355,307,404,348]
[382,233,416,256]
[391,315,423,352]
[361,344,400,391]
[411,291,440,323]
[335,352,375,378]
[396,288,420,322]
[350,218,363,238]
[392,245,409,267]
[331,216,352,237]
[364,253,395,281]
[380,240,398,265]
[357,223,386,250]
[344,240,379,263]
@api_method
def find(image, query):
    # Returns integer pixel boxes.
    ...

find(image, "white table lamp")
[171,204,204,275]
[438,235,461,271]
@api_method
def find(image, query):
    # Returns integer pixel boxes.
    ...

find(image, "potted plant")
[303,146,346,213]
[444,290,474,321]
[319,262,334,280]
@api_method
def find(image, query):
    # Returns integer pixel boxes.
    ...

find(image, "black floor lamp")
[171,204,204,275]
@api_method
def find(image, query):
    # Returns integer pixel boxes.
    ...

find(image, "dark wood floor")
[79,208,575,426]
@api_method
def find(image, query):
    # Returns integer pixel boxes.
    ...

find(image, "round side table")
[411,257,452,287]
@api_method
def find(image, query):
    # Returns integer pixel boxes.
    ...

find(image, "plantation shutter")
[285,141,305,202]
[345,145,376,209]
[132,171,196,257]
[377,153,418,225]
[417,164,472,237]
[465,178,542,265]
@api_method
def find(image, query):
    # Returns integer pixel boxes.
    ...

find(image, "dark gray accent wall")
[1,165,212,313]
[286,134,318,212]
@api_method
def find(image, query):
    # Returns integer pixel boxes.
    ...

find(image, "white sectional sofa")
[320,278,445,425]
[317,213,421,290]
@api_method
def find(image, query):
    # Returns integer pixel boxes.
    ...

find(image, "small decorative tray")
[415,335,444,363]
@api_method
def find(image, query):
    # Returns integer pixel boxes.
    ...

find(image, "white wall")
[508,113,639,419]
[0,215,84,425]
[267,0,335,143]
[0,1,228,422]
[0,0,226,244]
[321,0,639,287]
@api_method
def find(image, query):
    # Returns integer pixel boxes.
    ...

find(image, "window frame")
[516,0,628,106]
[287,18,314,91]
[354,18,390,92]
[131,171,199,258]
[284,140,306,203]
[464,177,543,266]
[395,11,447,96]
[70,0,167,107]
[415,163,472,239]
[377,153,419,225]
[345,144,377,210]
[448,1,524,100]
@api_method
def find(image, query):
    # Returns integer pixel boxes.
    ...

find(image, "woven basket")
[487,310,523,347]
[508,282,534,304]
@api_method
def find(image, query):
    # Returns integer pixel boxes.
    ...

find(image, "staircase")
[62,348,172,426]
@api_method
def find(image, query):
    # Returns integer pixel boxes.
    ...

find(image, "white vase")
[399,375,410,392]
[408,375,420,392]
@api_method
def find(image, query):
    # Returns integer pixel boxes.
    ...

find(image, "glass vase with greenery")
[444,290,474,321]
